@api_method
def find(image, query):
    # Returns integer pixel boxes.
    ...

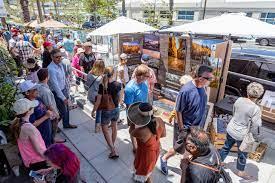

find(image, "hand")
[33,178,46,183]
[36,167,53,175]
[91,111,96,118]
[180,152,192,170]
[45,110,53,119]
[63,99,69,105]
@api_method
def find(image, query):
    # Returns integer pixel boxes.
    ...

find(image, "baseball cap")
[141,54,150,63]
[19,80,38,93]
[120,53,127,60]
[13,98,39,115]
[43,41,52,48]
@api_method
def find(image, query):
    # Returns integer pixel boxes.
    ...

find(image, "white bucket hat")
[19,80,38,93]
[13,98,39,115]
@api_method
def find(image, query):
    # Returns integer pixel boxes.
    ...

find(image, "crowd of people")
[2,26,265,183]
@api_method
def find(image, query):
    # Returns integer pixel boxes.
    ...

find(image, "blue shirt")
[62,39,74,53]
[124,79,148,105]
[48,61,67,101]
[29,98,52,147]
[175,81,207,128]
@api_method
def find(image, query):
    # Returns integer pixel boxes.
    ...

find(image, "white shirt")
[117,64,129,83]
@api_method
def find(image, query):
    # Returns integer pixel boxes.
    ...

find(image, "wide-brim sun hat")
[23,60,37,69]
[13,98,39,115]
[127,102,153,128]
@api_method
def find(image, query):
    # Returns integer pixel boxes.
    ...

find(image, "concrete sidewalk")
[60,105,275,183]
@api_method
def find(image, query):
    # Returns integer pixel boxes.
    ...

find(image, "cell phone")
[29,170,45,181]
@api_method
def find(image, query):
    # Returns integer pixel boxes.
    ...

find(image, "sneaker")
[160,156,168,175]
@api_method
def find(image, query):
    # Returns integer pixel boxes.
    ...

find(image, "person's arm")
[91,94,102,117]
[157,117,166,138]
[175,92,186,130]
[251,106,262,139]
[48,67,66,101]
[131,127,146,139]
[32,110,52,127]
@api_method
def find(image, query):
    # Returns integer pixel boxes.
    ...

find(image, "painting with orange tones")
[168,36,186,73]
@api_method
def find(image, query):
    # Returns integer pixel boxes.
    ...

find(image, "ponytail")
[10,117,21,140]
[146,116,157,135]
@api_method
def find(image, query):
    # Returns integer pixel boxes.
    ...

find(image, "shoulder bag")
[239,117,260,152]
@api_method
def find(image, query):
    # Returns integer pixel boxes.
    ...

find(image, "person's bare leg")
[129,123,137,152]
[111,121,117,145]
[146,177,152,183]
[162,148,176,161]
[102,124,116,155]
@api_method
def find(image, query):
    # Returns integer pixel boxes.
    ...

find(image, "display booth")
[159,13,275,157]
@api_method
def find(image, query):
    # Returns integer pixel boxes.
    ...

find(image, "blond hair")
[247,82,264,99]
[90,59,105,76]
[135,64,149,77]
[102,66,114,89]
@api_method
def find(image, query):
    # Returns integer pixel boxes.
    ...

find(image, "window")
[178,11,194,20]
[143,10,154,18]
[260,12,275,24]
[160,10,170,19]
[229,59,275,82]
[246,12,252,17]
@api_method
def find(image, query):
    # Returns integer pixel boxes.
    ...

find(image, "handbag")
[239,118,260,153]
[98,87,115,111]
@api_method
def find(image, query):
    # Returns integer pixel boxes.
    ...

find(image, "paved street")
[59,90,275,183]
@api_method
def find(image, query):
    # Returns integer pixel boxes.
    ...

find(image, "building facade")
[118,0,275,26]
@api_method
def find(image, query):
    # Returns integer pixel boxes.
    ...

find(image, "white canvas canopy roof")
[160,13,275,38]
[89,16,157,36]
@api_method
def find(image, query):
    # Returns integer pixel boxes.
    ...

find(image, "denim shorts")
[101,108,120,125]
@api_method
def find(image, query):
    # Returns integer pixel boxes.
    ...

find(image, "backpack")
[190,152,232,183]
[86,75,100,104]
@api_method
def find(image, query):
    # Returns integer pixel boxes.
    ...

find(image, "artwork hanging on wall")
[168,36,186,74]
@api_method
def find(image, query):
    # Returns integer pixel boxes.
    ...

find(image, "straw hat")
[75,39,82,45]
[23,59,37,69]
[127,102,153,128]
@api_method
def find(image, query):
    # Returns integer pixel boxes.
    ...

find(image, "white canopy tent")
[88,16,157,36]
[160,13,275,38]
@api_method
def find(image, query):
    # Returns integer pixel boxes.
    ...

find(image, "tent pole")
[216,34,231,102]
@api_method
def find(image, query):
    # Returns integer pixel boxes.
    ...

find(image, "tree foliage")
[84,0,119,20]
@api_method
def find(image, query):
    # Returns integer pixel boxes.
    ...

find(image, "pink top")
[17,123,46,167]
[72,55,82,77]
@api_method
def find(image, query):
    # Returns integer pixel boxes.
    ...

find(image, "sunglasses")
[54,55,62,59]
[202,77,213,81]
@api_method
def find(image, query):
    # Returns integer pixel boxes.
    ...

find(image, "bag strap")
[189,150,221,173]
[88,75,100,89]
[189,161,219,172]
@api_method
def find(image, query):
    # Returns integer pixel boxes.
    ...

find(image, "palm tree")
[20,0,31,22]
[169,0,174,25]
